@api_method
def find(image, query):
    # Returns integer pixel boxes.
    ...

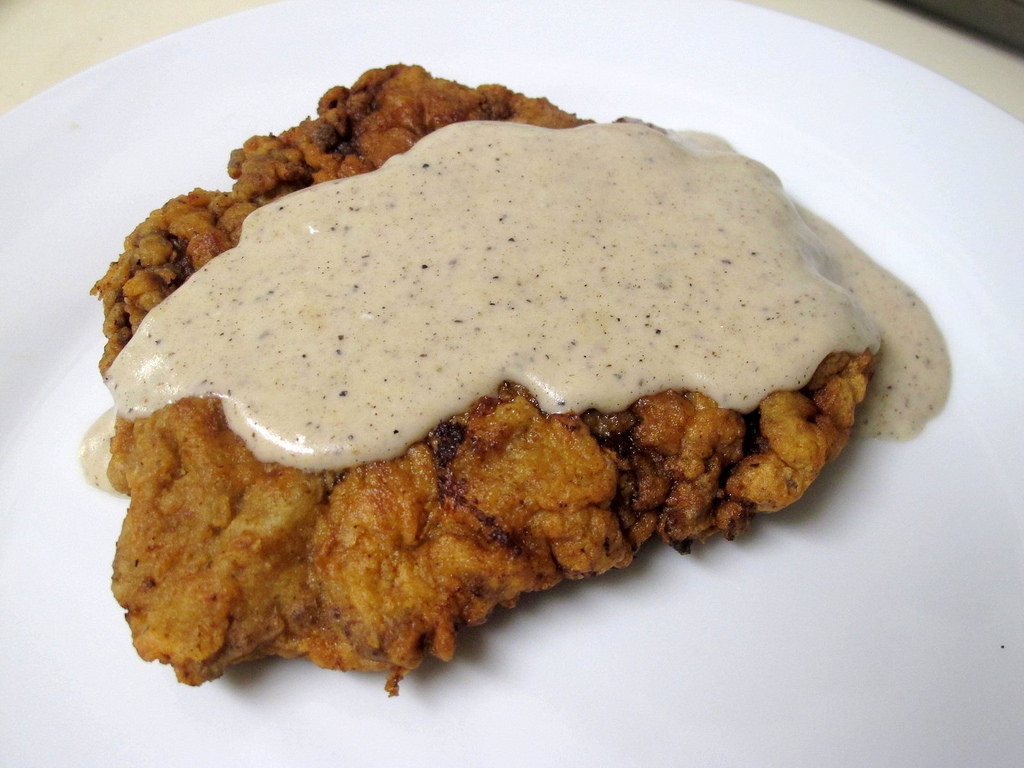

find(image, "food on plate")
[92,65,583,373]
[88,64,949,693]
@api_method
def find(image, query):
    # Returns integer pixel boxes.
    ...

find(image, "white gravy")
[96,121,948,474]
[800,209,950,438]
[79,407,119,495]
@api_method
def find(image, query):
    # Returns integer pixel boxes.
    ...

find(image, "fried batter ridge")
[96,65,874,692]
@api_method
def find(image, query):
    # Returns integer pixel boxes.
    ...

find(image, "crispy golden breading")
[111,386,634,692]
[582,349,873,551]
[97,65,874,692]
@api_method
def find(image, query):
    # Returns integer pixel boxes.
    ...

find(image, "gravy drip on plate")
[799,209,950,438]
[79,408,118,494]
[101,121,943,472]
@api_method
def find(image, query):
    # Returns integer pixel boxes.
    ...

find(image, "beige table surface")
[2,0,1023,122]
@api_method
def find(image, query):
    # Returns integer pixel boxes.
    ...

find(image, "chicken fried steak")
[94,65,874,692]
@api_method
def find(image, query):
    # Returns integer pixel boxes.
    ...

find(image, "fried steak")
[94,64,873,693]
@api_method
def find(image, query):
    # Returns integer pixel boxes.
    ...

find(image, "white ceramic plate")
[2,1,1022,765]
